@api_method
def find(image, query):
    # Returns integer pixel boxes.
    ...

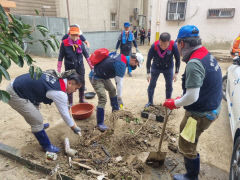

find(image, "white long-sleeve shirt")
[46,79,74,127]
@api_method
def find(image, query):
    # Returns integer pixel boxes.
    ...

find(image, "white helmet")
[136,53,144,67]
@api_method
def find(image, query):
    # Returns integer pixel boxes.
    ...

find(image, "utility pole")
[150,0,161,43]
[66,0,71,25]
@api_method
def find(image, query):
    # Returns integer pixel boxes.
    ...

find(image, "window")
[111,13,116,28]
[166,0,187,21]
[207,8,235,18]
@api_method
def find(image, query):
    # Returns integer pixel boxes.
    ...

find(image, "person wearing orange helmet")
[231,34,240,57]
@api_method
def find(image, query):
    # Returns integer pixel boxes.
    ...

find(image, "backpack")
[90,48,109,66]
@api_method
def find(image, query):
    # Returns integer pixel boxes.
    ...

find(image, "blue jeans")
[147,67,173,104]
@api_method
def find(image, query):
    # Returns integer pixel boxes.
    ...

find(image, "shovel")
[146,107,170,166]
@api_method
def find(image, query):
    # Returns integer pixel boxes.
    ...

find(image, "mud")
[21,110,180,179]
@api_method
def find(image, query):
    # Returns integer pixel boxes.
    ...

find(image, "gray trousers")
[6,84,44,132]
[90,79,116,109]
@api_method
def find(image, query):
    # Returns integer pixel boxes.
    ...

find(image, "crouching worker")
[6,70,83,153]
[89,49,143,131]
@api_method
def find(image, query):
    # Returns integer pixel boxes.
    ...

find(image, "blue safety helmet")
[177,25,199,39]
[124,22,131,27]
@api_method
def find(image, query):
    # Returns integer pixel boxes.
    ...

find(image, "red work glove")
[163,96,181,110]
[163,99,177,110]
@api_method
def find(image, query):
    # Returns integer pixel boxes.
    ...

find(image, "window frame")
[207,8,235,19]
[166,0,187,21]
[110,13,117,28]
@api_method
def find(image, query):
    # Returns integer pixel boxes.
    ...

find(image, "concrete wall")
[151,0,240,50]
[16,15,68,57]
[56,0,148,32]
[17,15,120,57]
[12,0,57,16]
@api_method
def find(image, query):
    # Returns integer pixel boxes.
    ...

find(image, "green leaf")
[46,40,56,51]
[0,65,10,80]
[0,5,9,26]
[38,30,46,37]
[0,44,18,59]
[39,40,48,53]
[0,72,2,83]
[0,52,11,69]
[36,25,49,32]
[52,36,60,49]
[29,65,34,79]
[34,9,39,15]
[0,90,10,103]
[25,54,34,65]
[11,42,25,56]
[17,55,24,67]
[35,67,42,80]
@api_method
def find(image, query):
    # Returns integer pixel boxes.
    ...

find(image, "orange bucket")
[71,103,94,120]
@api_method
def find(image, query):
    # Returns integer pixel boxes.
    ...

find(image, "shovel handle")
[158,107,169,152]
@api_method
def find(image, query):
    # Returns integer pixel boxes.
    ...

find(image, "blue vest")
[13,73,64,105]
[120,31,133,56]
[94,54,127,79]
[182,47,222,112]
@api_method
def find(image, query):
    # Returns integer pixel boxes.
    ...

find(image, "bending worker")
[163,25,222,180]
[115,22,139,77]
[145,32,180,107]
[230,33,240,57]
[57,25,93,106]
[6,70,83,153]
[89,49,143,131]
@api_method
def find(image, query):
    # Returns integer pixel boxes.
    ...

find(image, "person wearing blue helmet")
[115,22,139,77]
[163,25,222,180]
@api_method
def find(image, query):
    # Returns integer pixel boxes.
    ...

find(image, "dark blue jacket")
[182,47,222,112]
[146,40,180,73]
[13,73,65,106]
[94,54,127,79]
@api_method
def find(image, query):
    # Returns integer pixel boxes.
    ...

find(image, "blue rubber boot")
[110,96,119,111]
[33,129,60,153]
[173,154,200,180]
[96,107,108,132]
[44,123,49,129]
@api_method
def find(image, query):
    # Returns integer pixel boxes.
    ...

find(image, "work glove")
[147,73,151,82]
[163,97,181,110]
[136,48,140,53]
[86,57,94,70]
[117,97,123,109]
[71,125,82,136]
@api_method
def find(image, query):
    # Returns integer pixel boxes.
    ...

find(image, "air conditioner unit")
[168,13,178,20]
[134,8,139,14]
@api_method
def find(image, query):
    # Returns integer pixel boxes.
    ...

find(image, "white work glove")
[147,73,151,82]
[173,73,178,82]
[71,125,81,136]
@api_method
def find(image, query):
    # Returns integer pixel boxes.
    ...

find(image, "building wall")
[57,0,148,32]
[151,0,240,49]
[11,0,57,16]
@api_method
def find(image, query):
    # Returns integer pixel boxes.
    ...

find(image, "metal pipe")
[66,0,71,25]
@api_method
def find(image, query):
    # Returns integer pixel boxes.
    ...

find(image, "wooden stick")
[72,158,91,163]
[135,118,150,136]
[71,161,92,170]
[87,169,106,176]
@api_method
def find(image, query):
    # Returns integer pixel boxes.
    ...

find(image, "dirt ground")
[0,45,233,180]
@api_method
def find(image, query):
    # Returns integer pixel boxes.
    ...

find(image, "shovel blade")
[146,151,167,166]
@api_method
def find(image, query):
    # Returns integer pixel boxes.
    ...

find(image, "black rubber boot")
[173,154,200,180]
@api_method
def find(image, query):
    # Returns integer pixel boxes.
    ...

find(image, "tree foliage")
[0,5,59,103]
